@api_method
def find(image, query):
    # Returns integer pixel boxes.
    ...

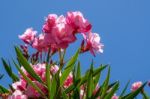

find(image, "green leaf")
[93,64,108,76]
[141,91,149,99]
[79,65,107,88]
[12,59,47,98]
[119,80,130,98]
[93,65,106,89]
[76,61,81,81]
[93,81,118,98]
[60,48,80,86]
[100,66,111,99]
[86,61,94,98]
[50,74,57,99]
[122,82,147,99]
[104,81,119,99]
[1,58,19,82]
[15,46,43,83]
[73,88,80,99]
[0,85,9,93]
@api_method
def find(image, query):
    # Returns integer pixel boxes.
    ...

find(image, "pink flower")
[33,63,46,81]
[19,28,37,44]
[82,32,104,56]
[42,14,58,33]
[112,94,119,99]
[64,73,73,88]
[12,79,26,91]
[131,81,142,91]
[8,90,27,99]
[66,11,92,33]
[50,65,59,74]
[32,34,48,52]
[25,81,47,98]
[43,15,76,49]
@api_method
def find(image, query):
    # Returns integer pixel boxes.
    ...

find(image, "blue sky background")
[0,0,150,96]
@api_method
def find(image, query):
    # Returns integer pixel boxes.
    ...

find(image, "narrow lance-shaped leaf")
[15,46,43,83]
[12,59,47,98]
[50,75,57,99]
[76,61,81,81]
[100,66,111,99]
[60,48,80,86]
[119,80,130,98]
[45,49,51,99]
[1,58,19,82]
[86,61,94,98]
[104,81,119,99]
[93,65,106,89]
[0,85,9,94]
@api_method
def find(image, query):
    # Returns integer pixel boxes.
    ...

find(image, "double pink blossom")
[112,94,119,99]
[43,15,76,49]
[19,28,37,44]
[82,32,104,56]
[12,79,26,91]
[64,73,73,88]
[66,11,92,33]
[8,90,27,99]
[131,81,142,91]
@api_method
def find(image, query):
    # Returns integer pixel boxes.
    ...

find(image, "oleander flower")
[19,28,37,44]
[42,14,58,33]
[131,81,142,91]
[82,32,104,56]
[12,79,26,91]
[112,94,119,99]
[66,11,92,33]
[64,73,73,88]
[43,15,76,49]
[25,81,47,98]
[32,34,48,52]
[50,65,59,74]
[8,90,27,99]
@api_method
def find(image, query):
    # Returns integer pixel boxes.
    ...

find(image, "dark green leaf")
[100,66,111,99]
[104,81,119,99]
[15,46,43,83]
[119,80,130,98]
[12,59,46,98]
[50,74,57,99]
[60,48,80,86]
[0,85,9,93]
[1,58,19,82]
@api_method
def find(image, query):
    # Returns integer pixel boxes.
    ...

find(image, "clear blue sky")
[0,0,150,95]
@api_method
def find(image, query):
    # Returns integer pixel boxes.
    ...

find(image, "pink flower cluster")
[9,63,73,98]
[131,81,142,91]
[19,11,103,56]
